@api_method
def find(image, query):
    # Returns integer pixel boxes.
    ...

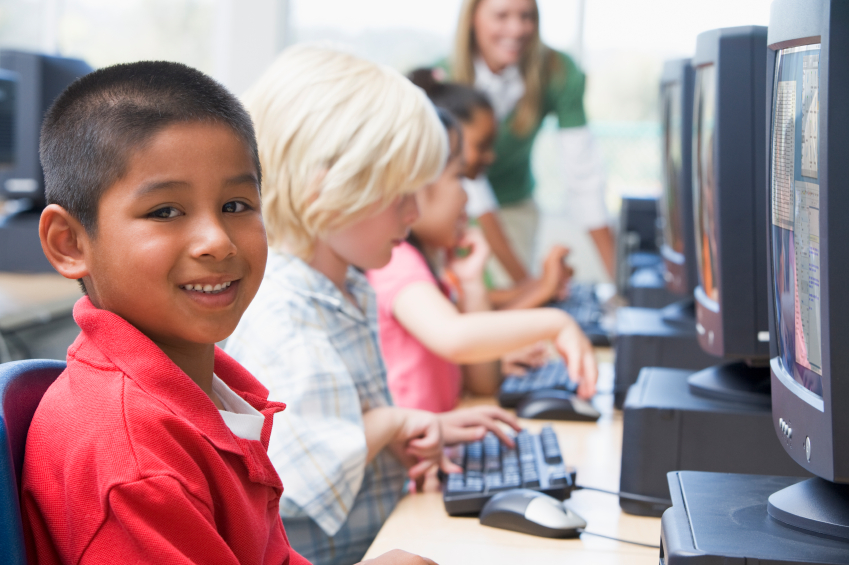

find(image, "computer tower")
[620,367,807,517]
[625,266,678,309]
[616,196,661,293]
[612,307,715,408]
[660,472,849,564]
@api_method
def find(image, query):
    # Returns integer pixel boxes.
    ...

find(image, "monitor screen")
[692,64,719,304]
[661,81,685,260]
[770,43,823,397]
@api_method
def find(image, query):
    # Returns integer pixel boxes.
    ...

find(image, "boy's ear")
[39,204,91,281]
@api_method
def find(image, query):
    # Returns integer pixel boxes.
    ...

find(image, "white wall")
[213,0,290,95]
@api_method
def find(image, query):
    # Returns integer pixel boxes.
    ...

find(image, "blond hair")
[245,44,448,259]
[452,0,559,136]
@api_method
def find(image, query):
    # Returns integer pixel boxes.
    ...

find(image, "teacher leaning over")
[446,0,615,281]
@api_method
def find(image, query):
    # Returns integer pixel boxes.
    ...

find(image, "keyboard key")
[465,477,484,492]
[541,427,563,464]
[446,474,484,493]
[522,475,541,488]
[466,441,483,474]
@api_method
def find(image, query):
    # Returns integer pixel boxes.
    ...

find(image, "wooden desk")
[364,351,662,564]
[0,273,80,362]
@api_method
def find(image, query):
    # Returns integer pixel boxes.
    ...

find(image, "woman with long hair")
[443,0,615,283]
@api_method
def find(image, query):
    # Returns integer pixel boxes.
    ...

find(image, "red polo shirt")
[21,298,311,565]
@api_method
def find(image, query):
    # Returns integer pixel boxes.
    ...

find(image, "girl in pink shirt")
[368,110,598,413]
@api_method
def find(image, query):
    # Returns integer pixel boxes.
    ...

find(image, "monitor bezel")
[691,26,770,360]
[659,58,697,297]
[766,0,849,482]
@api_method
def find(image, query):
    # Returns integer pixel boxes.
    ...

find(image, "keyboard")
[442,426,575,516]
[553,282,614,346]
[498,360,577,408]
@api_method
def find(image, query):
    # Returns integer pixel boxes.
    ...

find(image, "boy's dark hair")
[40,60,261,234]
[408,68,493,123]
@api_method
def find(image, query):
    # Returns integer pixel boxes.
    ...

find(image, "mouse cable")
[573,484,673,507]
[576,528,660,549]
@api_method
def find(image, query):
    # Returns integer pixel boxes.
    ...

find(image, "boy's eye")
[223,201,248,213]
[149,206,182,219]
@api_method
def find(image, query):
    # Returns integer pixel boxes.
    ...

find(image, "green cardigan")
[437,51,588,206]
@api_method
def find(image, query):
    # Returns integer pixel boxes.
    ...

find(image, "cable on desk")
[573,484,672,507]
[576,528,660,549]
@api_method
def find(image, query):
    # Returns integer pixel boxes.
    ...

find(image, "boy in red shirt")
[23,61,435,565]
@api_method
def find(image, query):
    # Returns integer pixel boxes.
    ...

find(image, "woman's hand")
[500,341,549,377]
[437,405,521,448]
[553,317,597,400]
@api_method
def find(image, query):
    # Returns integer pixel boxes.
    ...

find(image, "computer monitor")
[659,59,697,297]
[0,70,15,169]
[0,50,92,207]
[691,26,770,361]
[766,0,849,539]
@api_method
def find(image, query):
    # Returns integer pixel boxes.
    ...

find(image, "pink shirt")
[367,242,462,413]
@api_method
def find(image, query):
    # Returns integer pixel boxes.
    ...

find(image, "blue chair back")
[0,359,65,565]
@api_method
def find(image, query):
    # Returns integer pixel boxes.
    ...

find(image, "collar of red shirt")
[72,296,287,489]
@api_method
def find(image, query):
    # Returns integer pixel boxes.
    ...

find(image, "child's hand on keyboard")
[500,341,548,376]
[554,319,598,400]
[539,245,573,302]
[437,405,522,448]
[390,409,461,479]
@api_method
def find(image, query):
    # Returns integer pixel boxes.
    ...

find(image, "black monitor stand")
[687,360,771,407]
[658,297,695,328]
[625,263,679,309]
[767,478,849,540]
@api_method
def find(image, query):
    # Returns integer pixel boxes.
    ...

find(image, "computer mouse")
[515,389,601,422]
[479,489,586,538]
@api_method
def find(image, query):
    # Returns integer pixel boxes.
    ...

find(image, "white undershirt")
[463,175,499,218]
[474,57,525,122]
[212,374,264,442]
[470,57,609,230]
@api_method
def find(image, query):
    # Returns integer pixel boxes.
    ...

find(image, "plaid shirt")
[225,251,407,565]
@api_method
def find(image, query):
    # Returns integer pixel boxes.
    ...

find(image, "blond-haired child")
[225,45,517,565]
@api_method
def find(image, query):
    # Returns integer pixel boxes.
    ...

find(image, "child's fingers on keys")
[482,423,515,448]
[442,424,487,445]
[482,406,521,431]
[439,453,463,475]
[406,428,440,451]
[577,350,598,399]
[560,335,585,388]
[407,458,437,479]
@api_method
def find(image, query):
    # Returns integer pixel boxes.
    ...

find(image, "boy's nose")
[192,216,237,259]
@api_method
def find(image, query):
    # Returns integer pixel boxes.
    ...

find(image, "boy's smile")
[80,122,266,349]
